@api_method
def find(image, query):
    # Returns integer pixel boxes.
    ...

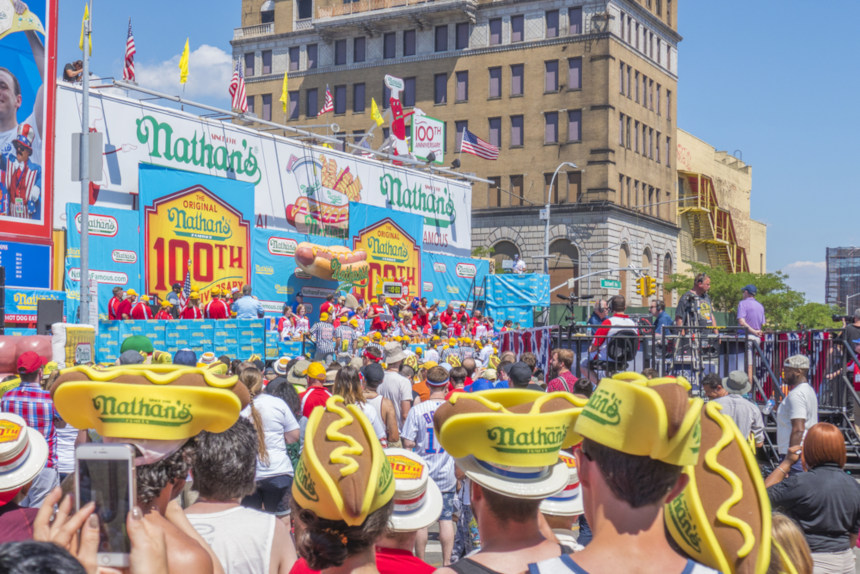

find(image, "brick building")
[233,0,680,305]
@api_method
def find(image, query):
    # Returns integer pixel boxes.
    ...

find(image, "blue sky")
[56,0,853,303]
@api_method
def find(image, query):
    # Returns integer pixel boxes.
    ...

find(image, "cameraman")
[840,309,860,346]
[674,273,718,330]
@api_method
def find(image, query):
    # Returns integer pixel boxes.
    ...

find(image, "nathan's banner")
[52,85,473,255]
[349,203,422,304]
[251,228,342,321]
[4,287,65,324]
[420,252,490,309]
[65,203,141,321]
[0,0,57,240]
[139,165,253,305]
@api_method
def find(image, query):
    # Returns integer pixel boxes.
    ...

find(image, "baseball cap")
[307,362,327,381]
[362,363,384,385]
[783,355,810,370]
[173,349,197,367]
[741,284,757,295]
[125,289,138,297]
[16,351,47,374]
[509,362,533,386]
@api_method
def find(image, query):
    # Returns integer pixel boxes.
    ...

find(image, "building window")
[511,64,524,96]
[568,171,582,202]
[626,117,631,148]
[306,88,318,117]
[545,172,562,203]
[666,136,671,168]
[435,25,448,52]
[262,6,275,23]
[569,7,582,34]
[488,176,502,207]
[403,30,416,56]
[545,60,558,92]
[403,77,416,107]
[382,83,390,109]
[648,127,653,159]
[510,115,523,147]
[545,111,558,144]
[619,113,624,146]
[354,37,366,63]
[307,44,318,69]
[488,117,501,147]
[298,0,312,19]
[546,10,559,38]
[567,110,581,142]
[635,23,640,51]
[667,89,672,120]
[262,94,272,121]
[456,22,470,49]
[334,40,346,66]
[244,53,255,76]
[634,120,639,152]
[334,131,346,152]
[353,130,365,145]
[641,74,647,107]
[488,67,501,98]
[511,15,524,42]
[510,175,524,206]
[489,18,502,45]
[656,131,661,163]
[353,83,365,113]
[619,62,625,94]
[634,71,639,102]
[289,47,300,71]
[333,85,346,114]
[568,57,582,90]
[627,66,632,98]
[288,91,299,119]
[657,38,662,65]
[434,73,447,105]
[454,120,468,150]
[261,50,272,74]
[382,127,390,139]
[456,71,468,102]
[656,84,661,115]
[667,0,672,26]
[246,95,254,115]
[384,32,396,59]
[626,176,632,206]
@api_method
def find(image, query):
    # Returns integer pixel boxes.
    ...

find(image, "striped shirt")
[402,399,456,492]
[310,321,336,356]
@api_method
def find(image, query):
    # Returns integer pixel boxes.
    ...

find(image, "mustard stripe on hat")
[574,378,702,467]
[435,390,586,468]
[292,395,394,526]
[665,401,772,574]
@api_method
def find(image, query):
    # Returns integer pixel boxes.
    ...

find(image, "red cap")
[16,351,47,374]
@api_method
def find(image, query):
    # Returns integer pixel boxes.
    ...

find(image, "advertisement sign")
[4,287,65,323]
[65,203,141,321]
[420,252,490,308]
[139,165,253,305]
[350,203,422,304]
[251,227,340,319]
[0,0,56,240]
[0,239,50,288]
[52,86,473,255]
[410,114,444,165]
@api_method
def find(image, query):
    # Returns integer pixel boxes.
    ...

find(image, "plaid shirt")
[1,382,57,468]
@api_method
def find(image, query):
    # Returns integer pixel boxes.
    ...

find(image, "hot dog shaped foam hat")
[294,242,369,283]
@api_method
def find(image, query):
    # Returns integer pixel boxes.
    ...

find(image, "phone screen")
[77,458,132,553]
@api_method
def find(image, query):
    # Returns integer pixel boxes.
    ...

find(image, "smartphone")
[75,443,136,568]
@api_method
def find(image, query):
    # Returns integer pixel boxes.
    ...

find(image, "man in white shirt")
[402,366,456,565]
[776,354,818,474]
[379,342,412,429]
[512,254,526,274]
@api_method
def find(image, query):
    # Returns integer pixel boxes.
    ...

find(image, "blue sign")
[65,203,142,321]
[420,252,489,308]
[0,241,51,288]
[4,287,65,323]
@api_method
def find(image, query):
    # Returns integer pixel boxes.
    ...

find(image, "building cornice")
[472,201,680,233]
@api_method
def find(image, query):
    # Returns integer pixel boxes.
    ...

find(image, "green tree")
[790,303,843,330]
[665,262,805,330]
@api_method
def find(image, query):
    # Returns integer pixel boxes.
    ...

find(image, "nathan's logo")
[135,115,261,184]
[330,257,369,285]
[668,496,701,553]
[353,219,420,305]
[388,455,423,480]
[582,388,622,426]
[366,236,409,262]
[456,263,476,278]
[268,237,297,257]
[423,282,433,292]
[294,461,319,502]
[112,250,137,264]
[0,421,22,444]
[690,420,701,455]
[486,425,568,454]
[379,173,456,228]
[167,207,233,241]
[433,262,446,273]
[92,395,192,427]
[75,213,118,237]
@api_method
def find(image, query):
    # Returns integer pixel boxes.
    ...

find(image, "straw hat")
[287,359,311,387]
[0,414,48,495]
[539,453,583,517]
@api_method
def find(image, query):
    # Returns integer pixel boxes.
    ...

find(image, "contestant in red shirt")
[130,295,153,320]
[205,288,230,319]
[299,362,332,417]
[117,289,136,320]
[181,293,204,319]
[456,304,470,323]
[369,293,391,332]
[108,286,124,320]
[439,302,456,329]
[154,300,174,320]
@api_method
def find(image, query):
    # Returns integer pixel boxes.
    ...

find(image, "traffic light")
[645,276,657,297]
[635,276,646,296]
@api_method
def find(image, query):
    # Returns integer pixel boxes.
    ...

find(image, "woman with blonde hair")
[768,512,813,574]
[239,367,302,525]
[331,366,386,446]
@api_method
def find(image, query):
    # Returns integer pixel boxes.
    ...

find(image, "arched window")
[261,0,276,23]
[492,241,520,273]
[549,239,579,294]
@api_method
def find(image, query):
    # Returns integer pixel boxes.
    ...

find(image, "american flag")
[319,85,334,115]
[459,127,499,160]
[122,19,136,82]
[178,260,192,314]
[229,62,248,113]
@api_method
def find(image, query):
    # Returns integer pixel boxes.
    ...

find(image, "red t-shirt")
[205,299,230,319]
[108,296,122,320]
[546,370,579,393]
[439,310,456,326]
[445,387,467,401]
[320,301,333,316]
[370,304,389,331]
[130,302,152,320]
[288,547,433,574]
[300,386,332,418]
[456,310,470,322]
[117,299,133,319]
[155,309,173,320]
[181,306,204,320]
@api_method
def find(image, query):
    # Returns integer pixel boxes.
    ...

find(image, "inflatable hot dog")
[295,242,369,284]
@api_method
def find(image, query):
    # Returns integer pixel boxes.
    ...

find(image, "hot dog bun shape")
[295,242,369,282]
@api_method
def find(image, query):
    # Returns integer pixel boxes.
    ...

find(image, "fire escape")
[677,171,749,273]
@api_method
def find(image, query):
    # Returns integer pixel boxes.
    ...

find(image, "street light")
[543,161,580,274]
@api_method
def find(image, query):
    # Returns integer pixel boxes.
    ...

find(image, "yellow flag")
[279,72,289,113]
[79,3,92,55]
[370,97,384,127]
[179,38,190,85]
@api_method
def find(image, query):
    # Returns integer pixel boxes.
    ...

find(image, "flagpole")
[79,1,92,323]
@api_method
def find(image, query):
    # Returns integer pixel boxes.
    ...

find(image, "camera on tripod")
[832,314,853,323]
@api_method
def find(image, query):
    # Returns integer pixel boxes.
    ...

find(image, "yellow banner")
[353,219,420,303]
